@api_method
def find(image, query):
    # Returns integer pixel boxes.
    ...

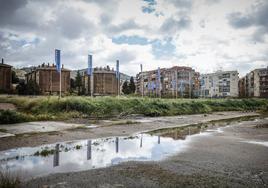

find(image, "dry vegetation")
[0,96,267,124]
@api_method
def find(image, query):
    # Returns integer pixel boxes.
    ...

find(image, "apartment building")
[0,58,12,93]
[25,63,71,94]
[82,66,119,96]
[240,67,268,98]
[136,66,199,98]
[199,70,239,98]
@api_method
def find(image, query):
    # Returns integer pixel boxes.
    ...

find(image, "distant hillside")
[12,68,28,80]
[20,66,35,73]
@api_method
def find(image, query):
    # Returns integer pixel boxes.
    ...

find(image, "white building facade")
[199,71,239,98]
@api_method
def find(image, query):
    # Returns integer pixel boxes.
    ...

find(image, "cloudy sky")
[0,0,268,76]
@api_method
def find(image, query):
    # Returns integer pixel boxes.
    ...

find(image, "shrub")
[0,110,30,124]
[0,96,267,123]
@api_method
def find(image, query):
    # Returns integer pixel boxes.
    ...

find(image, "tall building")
[82,66,119,96]
[199,70,239,98]
[136,66,199,98]
[0,58,12,93]
[25,63,71,94]
[240,67,268,98]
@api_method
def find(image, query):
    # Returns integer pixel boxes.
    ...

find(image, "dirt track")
[0,111,258,150]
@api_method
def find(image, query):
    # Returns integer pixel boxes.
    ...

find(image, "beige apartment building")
[25,63,71,94]
[82,66,119,96]
[136,66,200,98]
[239,67,268,98]
[199,70,239,98]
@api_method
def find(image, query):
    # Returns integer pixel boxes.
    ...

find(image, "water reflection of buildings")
[53,140,93,167]
[1,134,196,179]
[51,136,166,168]
[53,144,60,167]
[140,134,143,148]
[115,137,119,153]
[87,140,92,160]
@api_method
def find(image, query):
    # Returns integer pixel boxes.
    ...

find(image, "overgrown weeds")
[0,96,267,124]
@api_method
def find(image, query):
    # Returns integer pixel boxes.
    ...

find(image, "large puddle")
[0,122,230,179]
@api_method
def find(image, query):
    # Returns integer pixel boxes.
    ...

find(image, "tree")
[12,71,19,84]
[70,78,75,93]
[129,76,136,94]
[16,80,41,95]
[16,82,27,95]
[75,71,82,95]
[122,80,130,95]
[26,80,41,95]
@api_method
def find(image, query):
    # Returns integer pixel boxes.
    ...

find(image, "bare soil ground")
[0,111,257,150]
[0,103,16,110]
[23,117,268,188]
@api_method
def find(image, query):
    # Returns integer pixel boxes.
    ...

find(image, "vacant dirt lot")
[23,117,268,187]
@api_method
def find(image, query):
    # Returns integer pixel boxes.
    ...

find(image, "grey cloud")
[0,0,41,29]
[228,12,253,28]
[252,27,267,43]
[168,0,192,9]
[227,1,268,42]
[106,20,142,35]
[0,0,28,21]
[82,0,119,13]
[107,50,136,64]
[199,19,205,28]
[100,14,112,25]
[82,0,116,6]
[205,0,221,5]
[0,32,12,56]
[54,8,96,39]
[160,17,191,34]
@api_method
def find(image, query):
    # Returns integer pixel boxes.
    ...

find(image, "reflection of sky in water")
[0,132,211,179]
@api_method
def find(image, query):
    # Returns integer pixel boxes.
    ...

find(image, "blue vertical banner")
[116,60,119,79]
[157,67,160,81]
[150,82,153,91]
[201,78,205,86]
[151,82,155,90]
[87,54,93,76]
[157,67,161,89]
[179,80,184,91]
[171,80,176,88]
[55,49,61,73]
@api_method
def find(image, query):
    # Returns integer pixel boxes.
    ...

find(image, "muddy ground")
[23,117,268,188]
[0,111,258,150]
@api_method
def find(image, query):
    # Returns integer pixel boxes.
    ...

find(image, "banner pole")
[116,60,120,98]
[60,68,61,99]
[141,64,144,98]
[91,73,93,98]
[175,71,178,99]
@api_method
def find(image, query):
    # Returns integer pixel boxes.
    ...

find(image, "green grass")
[0,96,267,124]
[0,110,32,124]
[34,148,55,157]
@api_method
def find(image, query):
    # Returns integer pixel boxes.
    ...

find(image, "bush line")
[0,96,267,124]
